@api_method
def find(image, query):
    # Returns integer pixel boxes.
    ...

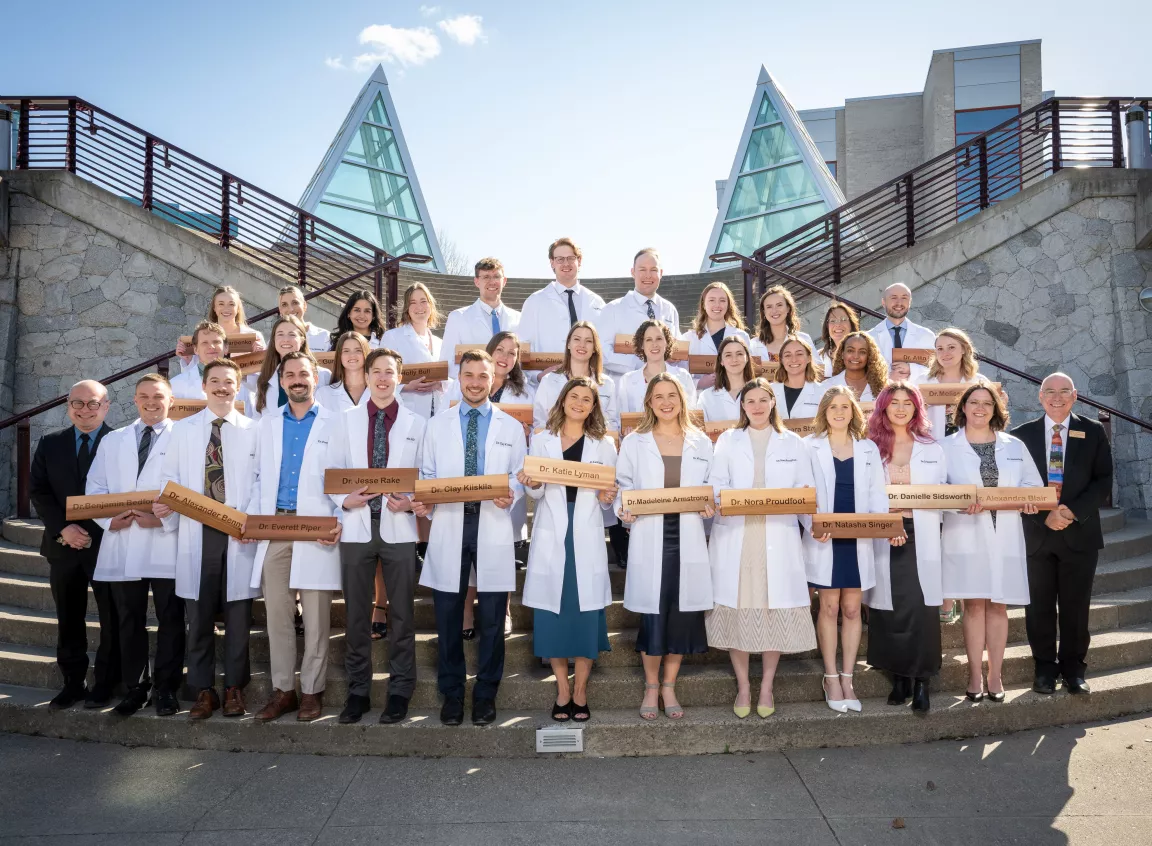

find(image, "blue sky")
[3,1,1148,277]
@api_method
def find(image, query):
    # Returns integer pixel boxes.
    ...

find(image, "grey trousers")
[339,519,416,700]
[185,526,252,691]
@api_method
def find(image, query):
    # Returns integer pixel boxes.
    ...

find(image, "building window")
[825,161,837,178]
[955,106,1021,220]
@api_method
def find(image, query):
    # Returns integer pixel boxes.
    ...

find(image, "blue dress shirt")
[73,426,95,454]
[458,399,492,476]
[276,404,318,510]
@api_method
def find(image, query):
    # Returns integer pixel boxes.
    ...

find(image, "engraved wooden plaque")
[66,491,162,520]
[619,409,705,436]
[521,352,565,371]
[705,420,738,442]
[158,481,246,538]
[886,484,978,509]
[919,382,1001,406]
[719,487,817,516]
[891,348,934,366]
[522,456,616,491]
[612,336,689,360]
[229,350,265,376]
[448,401,534,426]
[414,474,511,505]
[240,515,339,542]
[178,332,259,353]
[168,400,246,421]
[323,468,419,495]
[454,342,529,363]
[783,417,818,437]
[621,485,714,515]
[400,361,449,383]
[811,514,905,538]
[313,351,336,370]
[975,486,1059,510]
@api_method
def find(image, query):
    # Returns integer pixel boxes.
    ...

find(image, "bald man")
[866,283,937,378]
[29,380,119,710]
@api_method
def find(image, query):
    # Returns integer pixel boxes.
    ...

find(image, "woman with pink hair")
[864,382,947,716]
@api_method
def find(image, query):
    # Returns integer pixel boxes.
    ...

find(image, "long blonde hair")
[926,327,979,381]
[561,321,604,385]
[691,281,746,337]
[545,376,607,440]
[394,282,442,330]
[812,385,868,440]
[256,315,313,412]
[207,285,250,330]
[634,373,700,435]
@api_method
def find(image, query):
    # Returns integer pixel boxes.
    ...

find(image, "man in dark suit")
[29,380,118,709]
[1012,373,1113,696]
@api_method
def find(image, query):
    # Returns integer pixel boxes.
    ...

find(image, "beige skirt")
[706,605,816,654]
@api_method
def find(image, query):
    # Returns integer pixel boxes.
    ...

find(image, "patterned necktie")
[1049,423,1064,494]
[137,425,153,478]
[370,407,389,515]
[490,307,500,336]
[465,408,480,476]
[205,418,226,503]
[565,290,577,326]
[646,299,655,320]
[892,325,903,348]
[77,433,92,478]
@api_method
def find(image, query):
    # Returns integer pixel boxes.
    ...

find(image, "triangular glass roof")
[702,66,846,271]
[299,66,444,271]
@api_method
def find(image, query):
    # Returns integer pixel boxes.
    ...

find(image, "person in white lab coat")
[439,257,521,379]
[517,237,605,366]
[169,321,254,409]
[386,282,447,420]
[618,320,697,414]
[707,378,818,719]
[867,282,937,380]
[277,284,332,352]
[915,327,982,442]
[332,289,387,349]
[174,285,266,373]
[750,285,815,362]
[249,316,331,419]
[864,381,946,714]
[770,336,828,421]
[697,335,754,424]
[597,248,681,376]
[412,350,527,727]
[942,382,1043,703]
[822,331,888,402]
[679,280,750,390]
[518,377,618,722]
[815,301,861,379]
[152,358,260,720]
[803,386,894,714]
[616,374,714,720]
[247,353,343,723]
[316,331,371,412]
[84,373,182,717]
[327,348,426,726]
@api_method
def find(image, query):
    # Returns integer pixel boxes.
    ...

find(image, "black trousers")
[48,553,120,691]
[1025,532,1098,681]
[110,578,185,694]
[432,512,507,701]
[185,526,252,690]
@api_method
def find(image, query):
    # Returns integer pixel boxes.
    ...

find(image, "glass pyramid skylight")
[299,65,444,270]
[702,67,846,270]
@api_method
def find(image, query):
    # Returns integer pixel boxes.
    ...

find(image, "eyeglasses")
[69,400,106,411]
[551,256,578,265]
[1042,389,1075,399]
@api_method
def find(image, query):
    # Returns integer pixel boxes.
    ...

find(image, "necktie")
[490,307,500,336]
[646,299,655,320]
[77,433,92,479]
[137,426,153,478]
[465,409,480,477]
[1049,423,1064,494]
[892,325,903,348]
[370,407,389,515]
[565,290,577,326]
[205,418,226,503]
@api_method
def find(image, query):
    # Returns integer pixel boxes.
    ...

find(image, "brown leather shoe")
[189,688,219,721]
[254,688,298,722]
[222,686,247,717]
[297,692,324,721]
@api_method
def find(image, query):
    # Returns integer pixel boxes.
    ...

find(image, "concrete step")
[5,621,1152,710]
[1,663,1151,759]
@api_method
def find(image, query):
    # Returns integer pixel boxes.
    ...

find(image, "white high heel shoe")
[823,674,849,713]
[839,672,862,712]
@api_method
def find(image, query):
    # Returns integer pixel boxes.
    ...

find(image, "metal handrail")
[710,250,1152,435]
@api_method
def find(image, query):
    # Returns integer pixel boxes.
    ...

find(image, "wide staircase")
[2,511,1152,757]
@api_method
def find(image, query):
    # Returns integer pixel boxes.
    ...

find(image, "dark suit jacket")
[29,423,112,561]
[1010,413,1112,555]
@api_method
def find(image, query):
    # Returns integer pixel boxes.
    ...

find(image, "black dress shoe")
[1033,675,1057,695]
[965,690,984,703]
[911,679,930,716]
[1064,677,1091,695]
[338,694,372,724]
[887,675,910,706]
[379,694,410,724]
[113,686,151,716]
[472,697,497,726]
[440,696,465,726]
[84,685,112,709]
[48,684,87,711]
[154,690,180,716]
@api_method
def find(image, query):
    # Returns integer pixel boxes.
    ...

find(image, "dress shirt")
[276,403,318,510]
[519,281,606,354]
[73,426,95,455]
[1043,414,1072,474]
[458,399,492,475]
[883,317,905,347]
[598,289,681,374]
[366,398,400,465]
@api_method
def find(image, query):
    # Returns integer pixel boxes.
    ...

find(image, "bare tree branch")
[436,228,471,276]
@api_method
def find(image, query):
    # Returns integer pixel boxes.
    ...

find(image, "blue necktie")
[465,408,480,477]
[490,308,500,336]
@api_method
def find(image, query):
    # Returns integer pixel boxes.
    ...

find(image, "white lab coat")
[618,365,697,414]
[518,281,606,356]
[818,352,835,381]
[679,325,751,358]
[698,387,740,423]
[159,408,260,602]
[940,429,1044,605]
[821,371,876,402]
[597,290,681,375]
[616,430,713,614]
[867,318,937,379]
[532,371,619,432]
[708,427,814,610]
[418,405,527,594]
[802,434,886,591]
[385,324,447,420]
[522,432,617,614]
[305,323,331,353]
[326,400,425,544]
[750,330,815,362]
[770,380,828,420]
[247,404,342,591]
[86,419,177,581]
[315,382,370,412]
[439,299,521,379]
[246,368,332,419]
[865,439,948,610]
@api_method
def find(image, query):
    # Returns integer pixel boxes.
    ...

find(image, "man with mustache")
[249,352,342,722]
[439,257,521,380]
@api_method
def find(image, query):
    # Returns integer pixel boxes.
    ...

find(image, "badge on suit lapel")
[1069,430,1085,439]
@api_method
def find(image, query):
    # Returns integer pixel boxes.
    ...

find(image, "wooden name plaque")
[230,350,265,376]
[414,474,510,505]
[240,515,339,542]
[754,361,779,379]
[720,487,817,516]
[859,401,875,415]
[521,352,565,371]
[975,486,1059,510]
[522,456,616,491]
[323,468,419,495]
[313,351,336,370]
[449,400,533,427]
[689,355,772,376]
[401,361,449,384]
[811,514,905,539]
[619,410,706,436]
[66,491,162,520]
[919,382,1001,406]
[621,486,714,516]
[157,481,246,538]
[705,420,738,442]
[887,484,977,509]
[612,335,689,360]
[783,417,818,437]
[892,348,934,366]
[178,333,259,353]
[168,400,246,421]
[455,342,528,363]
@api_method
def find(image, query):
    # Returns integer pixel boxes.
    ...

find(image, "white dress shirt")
[597,289,681,375]
[1043,414,1071,471]
[439,299,522,378]
[518,281,606,356]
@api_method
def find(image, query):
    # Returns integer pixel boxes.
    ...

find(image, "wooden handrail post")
[1098,410,1114,508]
[373,250,385,306]
[16,420,31,519]
[384,260,399,329]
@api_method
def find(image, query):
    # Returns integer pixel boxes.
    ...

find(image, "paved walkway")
[3,713,1151,845]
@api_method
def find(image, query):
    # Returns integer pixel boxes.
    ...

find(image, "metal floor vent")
[536,726,583,753]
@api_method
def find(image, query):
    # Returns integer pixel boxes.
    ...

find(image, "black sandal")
[552,699,573,722]
[371,605,388,640]
[571,701,590,722]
